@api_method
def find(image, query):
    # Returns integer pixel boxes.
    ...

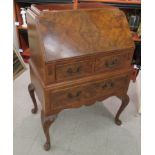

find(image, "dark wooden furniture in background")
[27,2,135,150]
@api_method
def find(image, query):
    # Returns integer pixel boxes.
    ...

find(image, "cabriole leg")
[115,94,129,125]
[41,110,57,151]
[28,83,38,114]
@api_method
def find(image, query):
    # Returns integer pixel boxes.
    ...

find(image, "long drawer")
[48,73,130,110]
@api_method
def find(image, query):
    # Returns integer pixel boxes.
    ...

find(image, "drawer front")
[50,74,130,109]
[46,64,55,84]
[95,52,133,72]
[56,60,93,81]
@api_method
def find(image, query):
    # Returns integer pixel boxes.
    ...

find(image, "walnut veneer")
[27,2,134,151]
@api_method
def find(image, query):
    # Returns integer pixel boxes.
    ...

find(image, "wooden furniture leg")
[28,83,38,114]
[115,94,129,125]
[41,110,57,151]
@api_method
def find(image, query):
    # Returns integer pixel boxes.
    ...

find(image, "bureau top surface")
[33,3,134,62]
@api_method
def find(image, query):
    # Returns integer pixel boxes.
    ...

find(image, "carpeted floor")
[13,65,141,155]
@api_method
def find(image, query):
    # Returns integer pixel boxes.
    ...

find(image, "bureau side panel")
[27,9,45,81]
[29,63,46,111]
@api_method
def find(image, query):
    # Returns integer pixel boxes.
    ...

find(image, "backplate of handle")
[67,66,81,75]
[105,58,119,68]
[101,81,114,89]
[68,90,82,99]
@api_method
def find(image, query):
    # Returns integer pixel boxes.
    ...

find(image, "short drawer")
[45,64,55,84]
[95,52,133,73]
[50,74,130,109]
[55,60,93,81]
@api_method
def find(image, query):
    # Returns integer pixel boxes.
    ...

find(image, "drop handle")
[68,91,82,99]
[67,66,82,75]
[101,81,114,89]
[67,68,73,74]
[105,58,119,68]
[76,66,81,73]
[107,81,114,88]
[101,83,107,89]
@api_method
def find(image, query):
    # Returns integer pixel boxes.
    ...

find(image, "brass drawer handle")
[107,81,114,88]
[101,81,114,89]
[76,66,81,73]
[67,66,81,75]
[101,83,107,89]
[67,68,73,74]
[105,58,119,68]
[68,90,82,99]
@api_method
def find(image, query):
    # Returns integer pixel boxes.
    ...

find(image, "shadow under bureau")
[27,2,135,151]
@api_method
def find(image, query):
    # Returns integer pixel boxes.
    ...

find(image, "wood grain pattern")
[41,110,57,151]
[55,59,93,81]
[95,50,133,72]
[27,3,135,150]
[27,9,46,82]
[36,4,134,62]
[50,73,129,110]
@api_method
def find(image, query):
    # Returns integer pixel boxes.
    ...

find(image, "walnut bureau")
[27,2,135,151]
